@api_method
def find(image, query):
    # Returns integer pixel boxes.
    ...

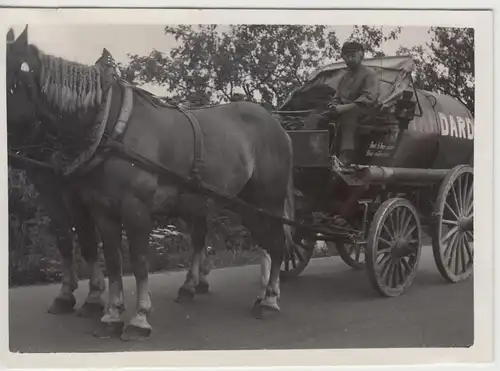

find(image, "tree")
[120,25,402,108]
[396,27,474,115]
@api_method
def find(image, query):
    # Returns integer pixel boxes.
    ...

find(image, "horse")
[6,25,297,341]
[7,36,113,319]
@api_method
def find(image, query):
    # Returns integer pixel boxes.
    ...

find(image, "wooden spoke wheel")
[328,216,365,270]
[335,241,366,270]
[366,198,422,297]
[432,165,474,283]
[280,232,314,281]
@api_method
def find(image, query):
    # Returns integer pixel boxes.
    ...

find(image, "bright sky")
[11,24,431,96]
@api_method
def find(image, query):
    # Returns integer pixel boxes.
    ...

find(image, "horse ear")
[6,28,15,44]
[16,25,28,47]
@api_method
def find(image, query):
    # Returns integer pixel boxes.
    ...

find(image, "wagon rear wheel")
[280,234,314,281]
[365,198,422,297]
[432,165,473,283]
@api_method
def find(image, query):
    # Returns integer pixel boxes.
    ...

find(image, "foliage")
[120,25,402,108]
[396,27,474,115]
[347,25,402,57]
[8,168,60,286]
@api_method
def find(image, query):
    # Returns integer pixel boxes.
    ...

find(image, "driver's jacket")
[331,64,380,109]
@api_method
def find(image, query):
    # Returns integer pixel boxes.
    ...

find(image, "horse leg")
[250,222,284,319]
[90,208,126,339]
[34,180,79,315]
[176,217,208,302]
[196,246,211,294]
[120,195,153,341]
[69,195,106,318]
[47,218,79,314]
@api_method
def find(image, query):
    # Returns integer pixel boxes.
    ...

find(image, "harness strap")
[111,83,134,140]
[61,86,113,176]
[74,81,133,175]
[177,104,204,181]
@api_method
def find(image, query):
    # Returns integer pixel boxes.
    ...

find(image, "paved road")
[9,246,473,353]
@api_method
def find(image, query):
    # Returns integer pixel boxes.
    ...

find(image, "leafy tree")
[120,25,402,108]
[396,27,474,115]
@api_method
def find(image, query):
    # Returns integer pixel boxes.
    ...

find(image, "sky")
[10,24,432,96]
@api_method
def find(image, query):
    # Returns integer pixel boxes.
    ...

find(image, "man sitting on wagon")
[328,41,380,166]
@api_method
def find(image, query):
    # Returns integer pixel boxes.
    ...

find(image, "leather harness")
[62,78,204,184]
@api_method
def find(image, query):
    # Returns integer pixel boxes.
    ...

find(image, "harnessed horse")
[7,26,297,341]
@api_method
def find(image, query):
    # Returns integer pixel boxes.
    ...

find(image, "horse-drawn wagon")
[274,55,474,297]
[6,24,474,339]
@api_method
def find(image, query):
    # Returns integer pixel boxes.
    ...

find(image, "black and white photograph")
[2,6,494,369]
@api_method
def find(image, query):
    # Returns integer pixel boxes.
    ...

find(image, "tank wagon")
[274,55,474,297]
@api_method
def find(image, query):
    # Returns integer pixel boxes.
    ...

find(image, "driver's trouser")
[336,107,362,163]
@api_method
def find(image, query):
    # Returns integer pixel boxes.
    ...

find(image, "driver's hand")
[327,102,339,115]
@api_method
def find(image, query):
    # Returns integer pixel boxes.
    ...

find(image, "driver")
[328,41,380,166]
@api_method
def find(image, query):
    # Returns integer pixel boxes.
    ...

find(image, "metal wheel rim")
[280,236,313,279]
[433,166,474,282]
[367,198,422,297]
[336,241,366,269]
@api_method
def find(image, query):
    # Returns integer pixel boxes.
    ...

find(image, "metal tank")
[365,89,474,170]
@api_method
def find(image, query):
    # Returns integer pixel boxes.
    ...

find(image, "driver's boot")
[339,149,355,167]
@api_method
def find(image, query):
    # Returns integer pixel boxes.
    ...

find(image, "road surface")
[9,246,473,353]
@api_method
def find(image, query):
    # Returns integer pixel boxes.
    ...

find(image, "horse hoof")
[76,301,105,318]
[174,287,195,303]
[48,296,76,314]
[251,299,263,319]
[195,281,209,294]
[261,297,281,312]
[120,324,152,342]
[93,322,124,339]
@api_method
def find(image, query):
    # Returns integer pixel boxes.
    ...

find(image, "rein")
[8,152,57,172]
[101,139,360,241]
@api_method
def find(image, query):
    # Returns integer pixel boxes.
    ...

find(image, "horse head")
[6,25,43,148]
[7,25,108,157]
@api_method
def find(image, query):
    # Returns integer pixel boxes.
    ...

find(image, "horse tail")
[283,134,295,251]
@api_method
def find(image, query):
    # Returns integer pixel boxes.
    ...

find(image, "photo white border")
[0,3,495,370]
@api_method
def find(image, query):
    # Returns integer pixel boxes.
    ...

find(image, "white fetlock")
[261,296,280,312]
[129,313,152,330]
[101,307,124,323]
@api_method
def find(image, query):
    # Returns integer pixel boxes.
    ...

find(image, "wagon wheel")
[431,165,473,283]
[280,232,314,281]
[329,216,365,269]
[365,198,422,297]
[335,241,366,270]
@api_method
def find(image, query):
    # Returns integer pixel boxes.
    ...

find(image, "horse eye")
[20,62,30,73]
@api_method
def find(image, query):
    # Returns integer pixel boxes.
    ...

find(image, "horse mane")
[36,49,104,114]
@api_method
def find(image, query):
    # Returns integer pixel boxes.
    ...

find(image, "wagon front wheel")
[280,234,314,281]
[432,165,474,283]
[335,241,365,270]
[365,198,422,297]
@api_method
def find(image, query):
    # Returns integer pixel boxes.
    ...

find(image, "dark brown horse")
[7,34,113,319]
[7,26,296,341]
